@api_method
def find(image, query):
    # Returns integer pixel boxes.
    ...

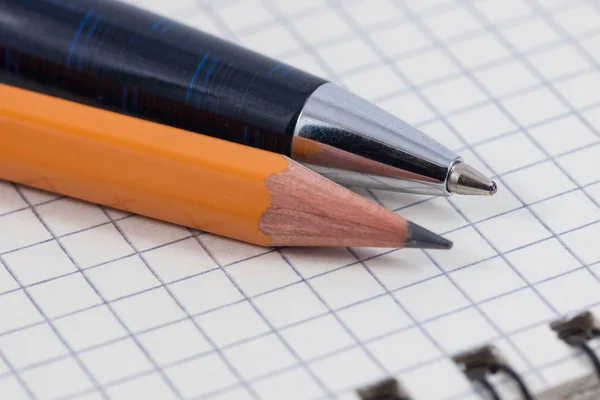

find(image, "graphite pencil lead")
[405,222,453,250]
[447,162,498,196]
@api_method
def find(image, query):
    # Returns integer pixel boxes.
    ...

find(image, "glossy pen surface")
[0,0,325,154]
[0,0,495,197]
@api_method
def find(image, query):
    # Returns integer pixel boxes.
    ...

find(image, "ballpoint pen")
[0,83,452,249]
[0,0,496,197]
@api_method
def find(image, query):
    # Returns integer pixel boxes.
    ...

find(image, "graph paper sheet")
[1,0,600,399]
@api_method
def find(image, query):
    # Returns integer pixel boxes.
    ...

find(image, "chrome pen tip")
[447,162,498,196]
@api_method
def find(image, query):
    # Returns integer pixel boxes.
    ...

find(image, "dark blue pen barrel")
[0,0,326,154]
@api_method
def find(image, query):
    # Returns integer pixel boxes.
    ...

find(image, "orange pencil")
[0,84,451,249]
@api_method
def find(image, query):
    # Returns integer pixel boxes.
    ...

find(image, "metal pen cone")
[405,222,453,250]
[447,162,498,196]
[294,83,461,196]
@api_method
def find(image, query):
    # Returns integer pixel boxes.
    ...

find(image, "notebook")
[0,0,599,398]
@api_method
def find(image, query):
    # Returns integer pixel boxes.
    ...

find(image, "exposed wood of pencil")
[0,83,426,248]
[262,161,411,247]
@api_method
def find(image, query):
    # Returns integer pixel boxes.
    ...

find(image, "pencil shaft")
[0,84,452,249]
[0,84,281,246]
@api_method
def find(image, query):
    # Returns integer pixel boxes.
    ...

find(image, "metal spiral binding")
[550,311,600,382]
[356,377,413,400]
[452,344,534,400]
[354,310,600,400]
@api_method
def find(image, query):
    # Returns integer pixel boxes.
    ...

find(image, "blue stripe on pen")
[66,9,95,66]
[151,19,163,31]
[220,63,235,84]
[77,14,102,69]
[195,58,220,106]
[204,58,220,88]
[243,126,248,145]
[268,64,281,75]
[162,21,176,33]
[185,53,210,103]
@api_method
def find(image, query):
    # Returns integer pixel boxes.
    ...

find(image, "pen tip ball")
[447,162,498,197]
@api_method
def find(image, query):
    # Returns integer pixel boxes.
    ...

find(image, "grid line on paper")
[256,0,346,80]
[201,0,397,393]
[370,59,596,113]
[1,255,598,400]
[528,0,600,76]
[463,2,600,202]
[0,197,592,324]
[327,0,554,390]
[0,274,593,400]
[200,0,596,394]
[285,0,483,381]
[224,0,577,52]
[0,247,598,398]
[10,184,186,400]
[400,0,599,389]
[98,209,263,400]
[0,255,106,395]
[223,0,589,78]
[1,0,600,399]
[191,233,335,399]
[239,0,467,388]
[0,234,599,387]
[461,0,600,315]
[399,0,587,390]
[397,0,584,304]
[366,2,556,396]
[0,207,596,356]
[0,343,35,399]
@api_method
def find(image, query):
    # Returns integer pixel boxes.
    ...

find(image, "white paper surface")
[1,0,600,399]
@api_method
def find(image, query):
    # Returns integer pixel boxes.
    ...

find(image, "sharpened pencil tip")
[405,222,453,250]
